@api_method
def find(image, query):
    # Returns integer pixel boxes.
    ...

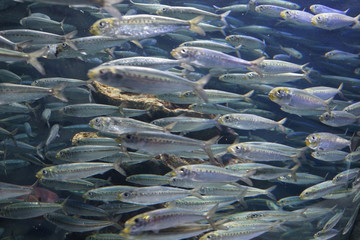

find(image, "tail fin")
[103,0,123,19]
[51,83,68,102]
[189,16,206,36]
[352,14,360,29]
[265,185,277,200]
[220,10,231,26]
[63,30,78,50]
[27,47,48,75]
[303,68,313,83]
[277,117,287,133]
[194,74,211,103]
[113,160,127,176]
[248,56,265,77]
[243,90,254,102]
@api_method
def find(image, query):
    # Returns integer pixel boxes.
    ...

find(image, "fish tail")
[213,5,221,12]
[51,83,68,102]
[301,63,310,72]
[205,203,219,229]
[248,56,265,77]
[277,117,287,133]
[203,135,221,166]
[303,68,313,83]
[265,185,277,201]
[113,160,127,176]
[103,0,123,19]
[352,14,360,29]
[243,90,254,103]
[28,47,48,75]
[63,30,78,50]
[15,40,32,51]
[220,10,231,26]
[194,74,211,103]
[188,15,206,36]
[219,25,226,37]
[190,187,204,200]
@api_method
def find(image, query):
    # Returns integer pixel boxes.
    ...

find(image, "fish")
[171,46,265,75]
[89,15,205,39]
[311,13,360,30]
[87,65,210,103]
[0,83,67,104]
[305,132,351,151]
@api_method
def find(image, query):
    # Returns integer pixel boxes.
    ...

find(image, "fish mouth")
[227,146,235,154]
[268,91,277,101]
[311,18,317,26]
[87,69,96,79]
[279,11,286,19]
[89,26,97,35]
[170,49,179,58]
[35,171,42,179]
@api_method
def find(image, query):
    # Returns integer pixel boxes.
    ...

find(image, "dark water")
[0,0,359,239]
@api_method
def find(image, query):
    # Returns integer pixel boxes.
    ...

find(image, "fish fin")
[235,45,241,58]
[265,185,277,200]
[63,30,78,50]
[114,160,127,176]
[131,40,143,49]
[205,203,219,229]
[102,0,123,19]
[301,63,310,72]
[51,83,68,102]
[203,135,221,166]
[352,14,360,29]
[303,68,313,83]
[220,10,231,26]
[213,5,221,12]
[247,56,265,77]
[15,40,33,51]
[243,90,254,102]
[277,117,287,133]
[181,63,195,71]
[219,25,226,37]
[190,187,204,200]
[194,74,211,103]
[188,15,206,36]
[27,47,48,75]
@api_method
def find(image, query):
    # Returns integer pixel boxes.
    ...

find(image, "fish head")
[217,114,234,125]
[305,133,321,150]
[254,5,266,14]
[268,87,290,103]
[156,6,170,16]
[36,167,53,179]
[280,10,294,20]
[82,191,96,200]
[123,214,149,234]
[227,143,248,155]
[87,66,116,83]
[89,117,108,130]
[116,133,138,145]
[179,90,196,99]
[319,112,333,122]
[173,166,192,179]
[299,189,311,200]
[311,14,326,26]
[171,47,192,62]
[118,191,135,201]
[89,18,115,35]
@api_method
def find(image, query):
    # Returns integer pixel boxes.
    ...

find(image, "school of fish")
[0,0,359,239]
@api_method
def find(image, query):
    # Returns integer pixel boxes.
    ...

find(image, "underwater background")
[0,0,360,239]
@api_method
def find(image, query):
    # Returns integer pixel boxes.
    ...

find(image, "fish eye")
[99,21,107,28]
[161,7,167,12]
[123,192,130,197]
[235,145,241,150]
[42,170,48,175]
[183,92,191,97]
[125,134,132,140]
[95,118,101,124]
[224,116,230,120]
[316,16,321,21]
[88,192,94,197]
[181,48,187,54]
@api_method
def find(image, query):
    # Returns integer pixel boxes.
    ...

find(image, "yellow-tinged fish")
[89,15,205,39]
